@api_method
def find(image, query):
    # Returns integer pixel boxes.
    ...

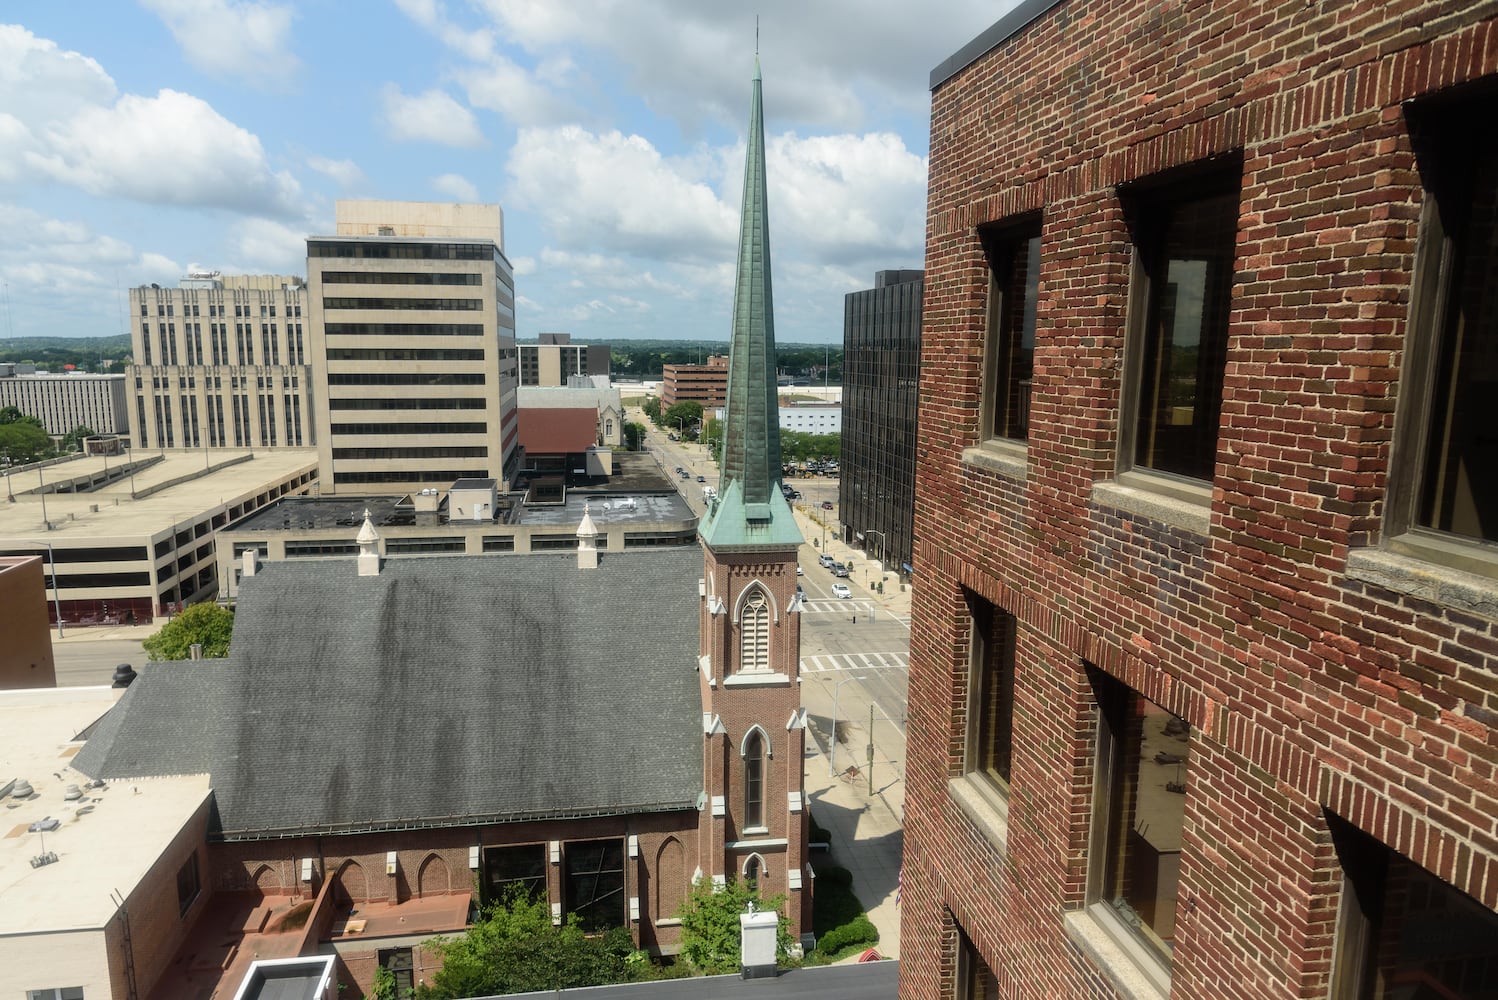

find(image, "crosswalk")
[799,650,909,674]
[800,599,910,627]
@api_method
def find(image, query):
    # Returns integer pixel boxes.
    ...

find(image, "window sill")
[724,672,791,688]
[1347,542,1498,621]
[946,774,1009,854]
[1062,906,1170,1000]
[655,918,683,927]
[961,440,1028,481]
[1091,471,1211,536]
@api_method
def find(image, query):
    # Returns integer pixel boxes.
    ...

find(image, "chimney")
[242,548,258,578]
[576,503,599,570]
[357,508,382,576]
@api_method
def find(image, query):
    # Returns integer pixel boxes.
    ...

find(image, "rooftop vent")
[11,779,34,798]
[111,663,137,688]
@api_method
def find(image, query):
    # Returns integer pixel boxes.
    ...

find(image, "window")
[1086,668,1189,978]
[743,854,763,890]
[27,990,84,1000]
[565,839,625,933]
[956,924,998,1000]
[177,853,201,916]
[979,214,1042,444]
[1330,816,1498,998]
[739,588,770,672]
[483,844,546,904]
[965,594,1016,793]
[1388,95,1498,564]
[1120,163,1241,485]
[378,948,415,998]
[744,729,766,829]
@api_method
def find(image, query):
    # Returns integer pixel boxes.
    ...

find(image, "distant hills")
[0,334,133,371]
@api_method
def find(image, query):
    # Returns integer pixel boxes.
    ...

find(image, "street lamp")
[15,540,64,638]
[828,674,867,777]
[865,529,886,574]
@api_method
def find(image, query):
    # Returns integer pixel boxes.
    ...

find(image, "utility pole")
[867,703,875,795]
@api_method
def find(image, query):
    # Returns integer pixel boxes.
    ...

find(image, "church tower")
[697,56,811,940]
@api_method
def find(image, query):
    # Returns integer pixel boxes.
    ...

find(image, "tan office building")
[307,201,519,495]
[127,272,314,451]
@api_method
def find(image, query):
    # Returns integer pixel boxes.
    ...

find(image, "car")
[818,553,835,568]
[831,583,852,599]
[696,475,706,483]
[821,500,834,510]
[796,564,804,575]
[786,491,802,500]
[830,562,850,578]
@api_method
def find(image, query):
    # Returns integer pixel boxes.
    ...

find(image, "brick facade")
[903,2,1498,998]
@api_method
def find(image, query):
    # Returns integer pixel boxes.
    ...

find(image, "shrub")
[815,915,879,958]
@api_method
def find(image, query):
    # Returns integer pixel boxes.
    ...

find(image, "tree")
[142,602,235,661]
[62,425,97,452]
[418,891,650,998]
[676,875,794,975]
[641,396,662,423]
[622,421,645,451]
[0,420,53,465]
[663,401,704,437]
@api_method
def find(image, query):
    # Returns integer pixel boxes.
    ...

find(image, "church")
[57,58,810,999]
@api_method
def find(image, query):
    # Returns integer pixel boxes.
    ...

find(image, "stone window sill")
[961,440,1028,481]
[1091,471,1210,537]
[1063,906,1170,1000]
[947,774,1009,855]
[724,672,791,688]
[1346,542,1498,621]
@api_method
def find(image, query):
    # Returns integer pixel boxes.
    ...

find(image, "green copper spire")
[700,57,803,552]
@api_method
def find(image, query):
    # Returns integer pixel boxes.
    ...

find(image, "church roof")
[72,548,705,839]
[700,57,803,553]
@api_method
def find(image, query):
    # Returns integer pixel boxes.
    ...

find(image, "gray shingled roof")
[73,549,706,839]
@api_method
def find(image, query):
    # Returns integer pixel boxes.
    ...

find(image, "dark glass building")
[840,269,922,577]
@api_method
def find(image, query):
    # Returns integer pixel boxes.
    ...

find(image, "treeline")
[596,339,841,381]
[0,335,132,372]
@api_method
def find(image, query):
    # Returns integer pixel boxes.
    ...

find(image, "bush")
[677,875,794,975]
[815,914,879,957]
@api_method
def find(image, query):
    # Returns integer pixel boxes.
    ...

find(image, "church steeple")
[700,56,803,551]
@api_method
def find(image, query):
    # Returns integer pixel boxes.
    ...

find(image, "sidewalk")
[792,502,909,961]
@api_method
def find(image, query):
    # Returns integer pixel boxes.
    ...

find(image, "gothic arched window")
[740,588,770,673]
[744,730,765,829]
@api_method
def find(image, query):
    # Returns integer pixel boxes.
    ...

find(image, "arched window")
[605,418,614,437]
[740,588,770,672]
[744,854,763,890]
[744,730,765,829]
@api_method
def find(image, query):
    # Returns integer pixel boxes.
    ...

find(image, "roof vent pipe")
[111,663,137,688]
[189,643,204,661]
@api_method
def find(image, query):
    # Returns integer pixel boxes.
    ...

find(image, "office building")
[0,367,129,437]
[660,355,729,409]
[901,3,1498,999]
[127,272,313,450]
[779,403,841,435]
[840,270,921,577]
[519,332,611,386]
[306,200,519,495]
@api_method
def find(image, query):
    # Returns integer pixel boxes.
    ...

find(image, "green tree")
[663,401,704,438]
[142,602,235,660]
[641,396,662,424]
[418,892,649,998]
[0,420,53,465]
[62,425,97,452]
[622,421,645,451]
[676,875,794,975]
[0,405,26,424]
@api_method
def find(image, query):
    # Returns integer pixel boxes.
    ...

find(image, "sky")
[1,1,1012,346]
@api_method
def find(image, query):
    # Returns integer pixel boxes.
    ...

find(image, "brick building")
[661,355,729,410]
[901,2,1498,999]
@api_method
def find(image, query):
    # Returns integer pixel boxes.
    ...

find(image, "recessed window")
[979,214,1042,444]
[176,853,201,917]
[1121,163,1241,484]
[483,844,546,904]
[1388,93,1498,564]
[1330,815,1498,998]
[1087,667,1190,974]
[955,923,998,999]
[965,594,1016,793]
[740,588,770,673]
[565,839,625,933]
[744,729,766,829]
[27,990,84,1000]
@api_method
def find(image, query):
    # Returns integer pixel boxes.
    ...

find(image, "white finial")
[357,508,382,576]
[577,502,599,569]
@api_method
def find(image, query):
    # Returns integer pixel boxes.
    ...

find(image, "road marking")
[800,651,909,673]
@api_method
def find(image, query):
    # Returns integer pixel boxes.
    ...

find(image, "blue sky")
[1,1,1011,345]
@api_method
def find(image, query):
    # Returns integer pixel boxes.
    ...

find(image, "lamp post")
[865,529,886,574]
[16,540,64,638]
[828,674,867,777]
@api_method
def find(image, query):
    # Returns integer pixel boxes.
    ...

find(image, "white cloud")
[381,85,486,148]
[24,89,303,216]
[307,156,365,189]
[140,0,299,90]
[227,218,307,273]
[431,173,479,201]
[0,24,117,127]
[507,126,735,260]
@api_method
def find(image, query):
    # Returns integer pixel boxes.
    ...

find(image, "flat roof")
[0,450,317,544]
[929,0,1065,90]
[0,686,211,934]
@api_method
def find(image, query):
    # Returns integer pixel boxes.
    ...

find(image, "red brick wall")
[903,3,1498,998]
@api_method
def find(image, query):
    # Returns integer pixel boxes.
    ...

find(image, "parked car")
[831,562,850,578]
[821,500,834,510]
[785,490,802,500]
[831,583,852,599]
[796,564,804,575]
[818,553,835,568]
[697,475,706,483]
